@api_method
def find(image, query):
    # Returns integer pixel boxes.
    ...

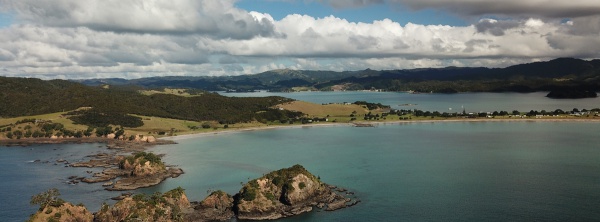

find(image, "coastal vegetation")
[28,188,93,222]
[0,76,305,140]
[95,187,190,222]
[0,76,295,123]
[2,96,599,142]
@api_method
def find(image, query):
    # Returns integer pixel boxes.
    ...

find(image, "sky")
[0,0,599,79]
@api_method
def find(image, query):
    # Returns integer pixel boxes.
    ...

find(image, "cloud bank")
[0,0,598,79]
[393,0,600,18]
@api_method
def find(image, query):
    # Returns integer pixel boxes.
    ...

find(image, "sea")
[1,92,600,222]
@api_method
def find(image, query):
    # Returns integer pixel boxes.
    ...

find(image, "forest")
[0,76,299,124]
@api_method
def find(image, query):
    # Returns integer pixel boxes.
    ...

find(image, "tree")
[13,130,23,139]
[30,188,64,211]
[5,131,13,139]
[512,110,520,115]
[32,130,43,138]
[114,128,125,139]
[84,127,93,137]
[24,130,32,138]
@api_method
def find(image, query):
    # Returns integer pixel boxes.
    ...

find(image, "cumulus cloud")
[0,0,598,79]
[391,0,600,19]
[475,19,520,36]
[1,0,277,39]
[201,15,566,60]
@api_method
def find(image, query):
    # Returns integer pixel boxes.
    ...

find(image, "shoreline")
[161,117,600,141]
[2,117,599,145]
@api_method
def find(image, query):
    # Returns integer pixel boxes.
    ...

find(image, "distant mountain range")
[74,58,600,93]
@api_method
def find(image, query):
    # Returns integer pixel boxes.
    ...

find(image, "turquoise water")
[2,92,600,221]
[143,122,600,221]
[2,122,600,221]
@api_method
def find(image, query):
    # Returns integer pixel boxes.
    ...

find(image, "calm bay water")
[221,91,600,112]
[1,92,600,221]
[145,122,600,222]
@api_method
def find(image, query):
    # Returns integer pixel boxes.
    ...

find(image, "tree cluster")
[0,77,297,125]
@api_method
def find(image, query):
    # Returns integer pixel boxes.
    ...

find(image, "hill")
[73,58,600,93]
[0,76,299,123]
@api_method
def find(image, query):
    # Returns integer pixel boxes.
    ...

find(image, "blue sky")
[235,0,468,26]
[0,12,12,28]
[0,0,599,79]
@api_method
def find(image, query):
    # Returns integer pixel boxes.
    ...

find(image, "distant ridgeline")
[74,58,600,93]
[0,76,300,124]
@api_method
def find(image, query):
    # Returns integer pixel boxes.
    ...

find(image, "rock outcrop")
[29,165,357,221]
[28,202,93,222]
[73,152,183,191]
[235,164,357,220]
[186,190,235,221]
[107,152,183,190]
[95,187,191,222]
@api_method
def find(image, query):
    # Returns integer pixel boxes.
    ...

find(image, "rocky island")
[235,164,359,220]
[71,151,184,191]
[28,165,359,222]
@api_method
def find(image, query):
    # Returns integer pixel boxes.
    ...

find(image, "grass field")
[0,112,89,131]
[0,109,270,139]
[275,101,385,117]
[138,88,203,97]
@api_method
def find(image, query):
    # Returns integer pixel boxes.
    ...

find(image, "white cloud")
[0,0,598,79]
[391,0,600,18]
[1,0,277,39]
[200,15,574,60]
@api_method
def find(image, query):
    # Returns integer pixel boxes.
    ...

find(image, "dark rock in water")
[336,187,347,192]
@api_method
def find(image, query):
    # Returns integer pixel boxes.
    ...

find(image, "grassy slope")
[275,101,386,122]
[2,100,594,140]
[0,110,273,139]
[0,112,89,131]
[138,88,202,97]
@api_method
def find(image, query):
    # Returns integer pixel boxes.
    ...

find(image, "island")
[546,89,598,99]
[27,165,359,222]
[71,151,184,191]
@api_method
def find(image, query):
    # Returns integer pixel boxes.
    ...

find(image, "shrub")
[241,187,257,201]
